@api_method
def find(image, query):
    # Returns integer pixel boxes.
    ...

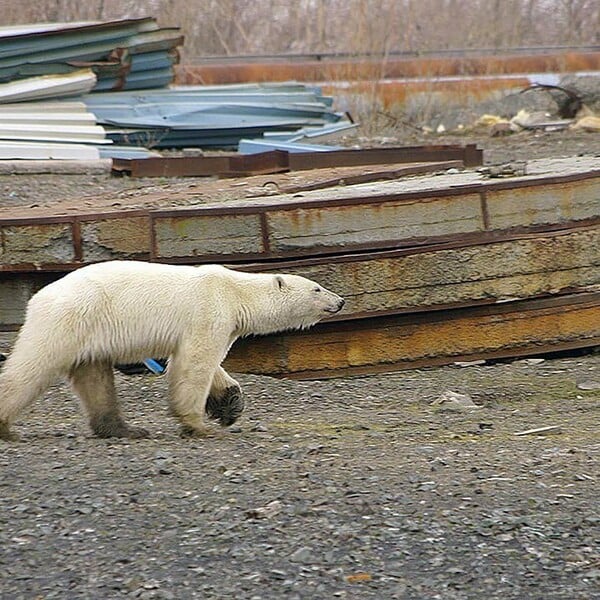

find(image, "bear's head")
[236,272,345,336]
[274,274,345,329]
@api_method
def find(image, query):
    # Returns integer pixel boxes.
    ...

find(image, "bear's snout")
[325,296,345,314]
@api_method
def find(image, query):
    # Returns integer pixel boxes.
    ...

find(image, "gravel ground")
[1,128,600,599]
[1,355,599,599]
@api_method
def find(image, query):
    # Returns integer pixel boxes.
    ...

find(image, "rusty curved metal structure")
[1,149,599,377]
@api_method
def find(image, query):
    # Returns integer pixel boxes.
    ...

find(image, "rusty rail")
[112,144,483,177]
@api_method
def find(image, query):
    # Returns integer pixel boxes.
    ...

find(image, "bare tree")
[0,0,598,57]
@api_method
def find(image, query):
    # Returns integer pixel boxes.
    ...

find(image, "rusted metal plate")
[254,160,463,194]
[80,217,151,262]
[1,160,599,270]
[224,293,600,379]
[2,226,598,329]
[146,167,600,262]
[0,222,75,267]
[265,193,484,253]
[153,213,265,259]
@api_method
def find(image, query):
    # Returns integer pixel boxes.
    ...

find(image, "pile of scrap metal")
[82,83,351,149]
[0,18,349,160]
[0,18,180,160]
[0,18,182,95]
[1,154,598,378]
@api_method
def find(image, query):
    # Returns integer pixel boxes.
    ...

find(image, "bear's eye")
[314,287,321,293]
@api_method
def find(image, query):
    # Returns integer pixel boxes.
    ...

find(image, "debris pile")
[0,18,182,94]
[0,18,348,158]
[1,152,598,378]
[432,79,600,135]
[82,83,349,149]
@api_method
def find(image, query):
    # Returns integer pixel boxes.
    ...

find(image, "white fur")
[0,260,344,437]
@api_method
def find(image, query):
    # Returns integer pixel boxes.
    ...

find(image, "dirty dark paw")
[0,420,19,442]
[205,386,245,427]
[91,414,150,439]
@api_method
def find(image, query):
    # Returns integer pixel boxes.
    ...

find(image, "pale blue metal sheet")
[238,139,342,154]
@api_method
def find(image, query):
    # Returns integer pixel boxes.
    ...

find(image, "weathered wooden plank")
[265,193,484,252]
[486,178,600,229]
[224,294,600,378]
[81,217,150,262]
[0,222,74,266]
[153,213,264,259]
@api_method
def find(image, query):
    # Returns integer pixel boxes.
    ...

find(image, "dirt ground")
[1,128,599,599]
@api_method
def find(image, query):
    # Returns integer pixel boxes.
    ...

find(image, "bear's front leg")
[205,366,244,427]
[167,343,224,438]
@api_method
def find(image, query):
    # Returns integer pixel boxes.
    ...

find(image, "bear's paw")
[205,386,245,427]
[0,420,19,442]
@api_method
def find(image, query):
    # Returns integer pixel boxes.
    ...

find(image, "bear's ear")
[274,275,286,290]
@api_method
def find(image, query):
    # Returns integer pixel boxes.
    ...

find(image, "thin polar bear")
[0,260,345,441]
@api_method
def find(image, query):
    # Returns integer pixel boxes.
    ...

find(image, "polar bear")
[0,260,344,441]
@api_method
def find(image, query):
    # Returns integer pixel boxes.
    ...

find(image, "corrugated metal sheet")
[0,19,347,152]
[0,140,100,160]
[0,18,182,93]
[0,69,96,102]
[82,83,346,149]
[0,100,109,158]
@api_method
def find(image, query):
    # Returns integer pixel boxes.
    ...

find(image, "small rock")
[246,500,283,520]
[576,380,600,391]
[432,390,480,410]
[289,547,315,564]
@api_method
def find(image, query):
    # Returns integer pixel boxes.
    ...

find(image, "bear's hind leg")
[0,358,59,441]
[70,361,149,439]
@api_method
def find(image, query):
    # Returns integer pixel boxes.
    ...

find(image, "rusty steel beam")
[111,144,483,177]
[224,292,600,379]
[288,144,483,169]
[113,150,291,178]
[176,51,600,85]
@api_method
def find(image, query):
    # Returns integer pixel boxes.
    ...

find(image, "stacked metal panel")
[0,18,345,152]
[82,83,347,148]
[0,18,185,159]
[0,18,182,94]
